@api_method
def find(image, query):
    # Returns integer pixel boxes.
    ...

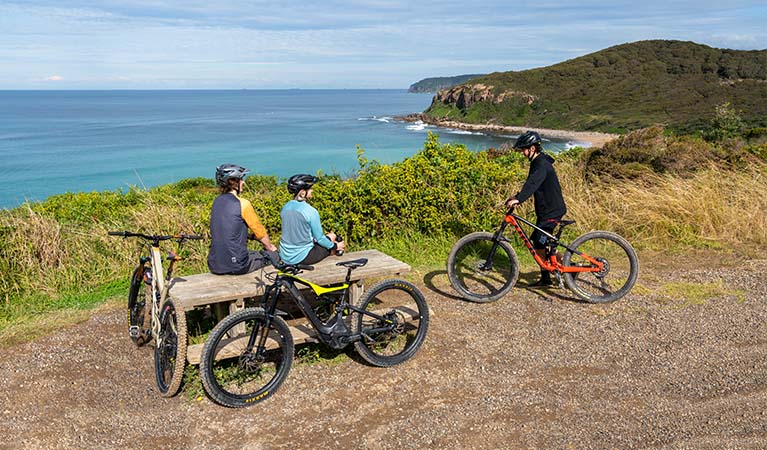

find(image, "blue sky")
[1,1,765,89]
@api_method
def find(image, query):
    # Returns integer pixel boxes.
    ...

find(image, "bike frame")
[245,268,395,353]
[127,235,186,341]
[493,210,604,274]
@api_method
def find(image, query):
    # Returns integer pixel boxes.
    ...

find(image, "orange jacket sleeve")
[239,198,267,240]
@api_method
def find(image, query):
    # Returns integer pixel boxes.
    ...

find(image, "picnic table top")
[169,249,411,310]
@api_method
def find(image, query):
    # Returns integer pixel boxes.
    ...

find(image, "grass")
[658,281,746,307]
[1,132,766,345]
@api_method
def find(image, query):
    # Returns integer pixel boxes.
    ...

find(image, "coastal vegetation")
[423,40,767,134]
[408,74,485,93]
[1,124,766,343]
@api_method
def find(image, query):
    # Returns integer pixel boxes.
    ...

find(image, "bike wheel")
[447,231,520,303]
[127,264,151,346]
[154,299,188,397]
[562,231,639,304]
[352,280,429,367]
[200,308,294,408]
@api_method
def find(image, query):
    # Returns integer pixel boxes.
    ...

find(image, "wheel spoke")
[353,280,429,367]
[447,232,519,303]
[200,309,293,408]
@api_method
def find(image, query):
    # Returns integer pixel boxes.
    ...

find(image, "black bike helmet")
[287,174,319,195]
[215,164,250,187]
[513,131,542,149]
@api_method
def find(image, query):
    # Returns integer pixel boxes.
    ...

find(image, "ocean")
[0,90,574,209]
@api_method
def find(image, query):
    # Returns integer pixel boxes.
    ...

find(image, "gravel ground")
[1,258,766,449]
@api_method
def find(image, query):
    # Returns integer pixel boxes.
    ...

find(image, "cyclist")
[505,131,567,287]
[279,174,345,265]
[208,164,278,275]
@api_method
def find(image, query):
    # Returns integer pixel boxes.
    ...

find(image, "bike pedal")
[128,326,140,338]
[555,273,565,290]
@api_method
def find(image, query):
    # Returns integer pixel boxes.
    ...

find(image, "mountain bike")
[108,230,203,397]
[199,251,430,408]
[447,207,639,304]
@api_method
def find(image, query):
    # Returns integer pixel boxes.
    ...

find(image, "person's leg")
[529,218,560,287]
[299,243,332,265]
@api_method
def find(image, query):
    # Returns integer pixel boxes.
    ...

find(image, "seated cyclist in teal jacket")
[279,174,345,265]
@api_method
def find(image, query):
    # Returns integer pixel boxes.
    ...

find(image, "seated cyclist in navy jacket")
[505,131,567,287]
[279,174,345,265]
[208,164,278,275]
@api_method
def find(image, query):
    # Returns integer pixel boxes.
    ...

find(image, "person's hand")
[336,240,346,253]
[265,242,278,252]
[505,197,520,209]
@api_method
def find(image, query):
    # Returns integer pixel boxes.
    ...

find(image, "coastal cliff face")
[422,40,767,134]
[432,83,537,109]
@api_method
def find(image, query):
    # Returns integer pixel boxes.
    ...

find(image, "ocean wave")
[564,140,592,149]
[358,115,393,123]
[405,120,429,131]
[445,129,484,136]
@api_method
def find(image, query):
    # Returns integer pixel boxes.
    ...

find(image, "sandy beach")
[399,113,619,147]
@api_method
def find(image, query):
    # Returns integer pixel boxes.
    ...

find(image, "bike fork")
[483,222,510,270]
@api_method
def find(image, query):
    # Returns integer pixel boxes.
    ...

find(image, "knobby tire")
[352,279,429,367]
[127,264,151,346]
[447,232,520,303]
[200,308,294,408]
[154,299,187,397]
[562,231,639,304]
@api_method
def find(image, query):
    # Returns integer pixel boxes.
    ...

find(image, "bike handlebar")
[107,230,204,242]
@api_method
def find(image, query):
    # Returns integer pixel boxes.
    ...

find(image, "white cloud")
[43,75,63,81]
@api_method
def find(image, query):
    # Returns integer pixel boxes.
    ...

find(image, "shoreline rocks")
[396,113,619,147]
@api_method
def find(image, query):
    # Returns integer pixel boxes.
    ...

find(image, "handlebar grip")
[183,234,204,240]
[108,231,126,236]
[297,264,315,271]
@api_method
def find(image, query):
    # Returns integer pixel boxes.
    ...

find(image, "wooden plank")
[186,304,425,365]
[170,249,410,310]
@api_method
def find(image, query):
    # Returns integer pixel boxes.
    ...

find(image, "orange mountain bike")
[447,207,639,303]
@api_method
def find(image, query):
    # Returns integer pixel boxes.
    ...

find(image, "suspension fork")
[482,220,511,270]
[246,282,282,354]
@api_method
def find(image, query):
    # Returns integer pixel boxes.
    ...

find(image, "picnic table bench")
[167,249,412,364]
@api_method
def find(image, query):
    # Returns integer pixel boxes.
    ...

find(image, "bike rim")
[566,237,634,301]
[357,287,425,359]
[452,237,515,299]
[207,316,289,400]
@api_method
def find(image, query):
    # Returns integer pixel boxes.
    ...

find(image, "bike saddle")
[336,258,368,269]
[559,220,576,227]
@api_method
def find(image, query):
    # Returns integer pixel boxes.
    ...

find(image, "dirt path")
[2,258,766,449]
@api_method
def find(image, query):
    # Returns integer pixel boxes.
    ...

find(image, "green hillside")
[408,74,485,93]
[424,40,767,133]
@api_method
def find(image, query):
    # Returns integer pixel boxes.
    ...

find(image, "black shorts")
[299,243,332,265]
[531,217,562,249]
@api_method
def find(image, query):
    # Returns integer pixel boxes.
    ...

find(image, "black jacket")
[515,152,567,220]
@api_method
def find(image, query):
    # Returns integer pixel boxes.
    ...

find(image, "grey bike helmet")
[287,174,319,195]
[215,164,250,187]
[513,131,542,149]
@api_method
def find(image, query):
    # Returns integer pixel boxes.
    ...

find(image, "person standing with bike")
[208,164,278,275]
[279,174,345,265]
[505,131,567,287]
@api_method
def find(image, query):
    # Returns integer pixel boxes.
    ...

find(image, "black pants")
[232,250,279,275]
[299,243,332,265]
[531,217,562,250]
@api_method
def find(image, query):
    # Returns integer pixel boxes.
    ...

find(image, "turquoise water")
[0,90,573,209]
